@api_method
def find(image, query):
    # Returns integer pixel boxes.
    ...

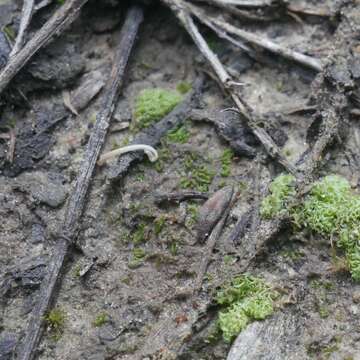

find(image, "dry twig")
[184,0,323,71]
[17,6,144,360]
[10,0,35,58]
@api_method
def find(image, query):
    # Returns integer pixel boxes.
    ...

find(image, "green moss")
[186,203,199,227]
[216,275,277,343]
[128,247,146,269]
[132,223,147,245]
[220,149,234,177]
[261,174,360,280]
[92,313,108,327]
[154,216,166,235]
[134,88,182,129]
[73,264,81,277]
[260,174,296,219]
[293,175,360,281]
[44,308,66,340]
[3,25,15,41]
[166,125,190,144]
[176,81,192,94]
[180,153,215,192]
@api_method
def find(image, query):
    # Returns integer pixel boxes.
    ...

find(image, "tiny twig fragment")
[154,190,209,205]
[10,0,35,58]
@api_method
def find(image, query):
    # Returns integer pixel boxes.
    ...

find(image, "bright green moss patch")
[92,313,108,327]
[262,174,360,281]
[216,275,277,343]
[260,174,296,219]
[166,125,190,144]
[293,175,360,281]
[134,88,182,129]
[220,149,234,177]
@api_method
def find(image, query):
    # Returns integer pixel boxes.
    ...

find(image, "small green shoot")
[92,313,108,327]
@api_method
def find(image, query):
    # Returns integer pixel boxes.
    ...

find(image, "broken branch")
[17,6,144,360]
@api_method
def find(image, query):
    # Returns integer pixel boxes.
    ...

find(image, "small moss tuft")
[128,247,147,269]
[180,153,215,192]
[92,313,108,327]
[293,175,360,281]
[260,174,296,219]
[166,125,190,144]
[134,88,182,129]
[216,275,277,343]
[132,223,147,245]
[44,308,66,340]
[154,216,166,235]
[220,149,234,177]
[176,81,192,94]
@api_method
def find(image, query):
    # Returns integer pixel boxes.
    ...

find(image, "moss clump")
[166,125,190,144]
[44,308,66,340]
[154,215,166,235]
[260,174,296,219]
[176,81,192,94]
[180,153,215,192]
[132,223,147,245]
[134,88,182,129]
[294,175,360,281]
[216,275,277,343]
[128,247,147,269]
[262,174,360,280]
[220,149,234,177]
[92,313,108,327]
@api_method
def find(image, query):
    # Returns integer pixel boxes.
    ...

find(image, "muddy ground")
[2,0,360,359]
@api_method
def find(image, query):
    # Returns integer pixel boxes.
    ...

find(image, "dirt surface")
[2,0,360,359]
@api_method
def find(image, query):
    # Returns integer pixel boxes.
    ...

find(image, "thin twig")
[190,0,272,22]
[154,190,209,205]
[7,128,16,163]
[17,6,144,360]
[34,0,54,11]
[0,0,89,95]
[164,0,297,175]
[10,0,35,58]
[184,0,323,72]
[189,0,275,7]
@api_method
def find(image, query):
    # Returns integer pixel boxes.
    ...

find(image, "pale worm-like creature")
[97,144,158,166]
